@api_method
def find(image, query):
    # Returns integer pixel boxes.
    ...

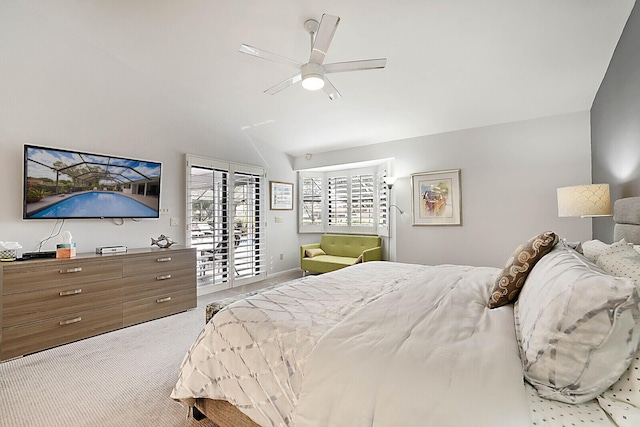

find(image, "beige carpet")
[0,271,302,427]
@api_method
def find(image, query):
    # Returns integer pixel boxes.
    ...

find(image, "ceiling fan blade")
[239,44,301,69]
[324,58,387,74]
[309,14,340,64]
[323,77,342,100]
[264,73,302,95]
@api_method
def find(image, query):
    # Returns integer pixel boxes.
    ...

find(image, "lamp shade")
[384,176,397,189]
[557,184,611,217]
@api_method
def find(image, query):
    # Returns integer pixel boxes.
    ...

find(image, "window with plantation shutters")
[299,162,390,235]
[301,176,323,227]
[328,176,348,228]
[377,168,390,237]
[186,154,265,292]
[351,174,374,228]
[232,169,264,282]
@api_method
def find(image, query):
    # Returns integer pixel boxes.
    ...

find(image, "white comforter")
[172,261,532,427]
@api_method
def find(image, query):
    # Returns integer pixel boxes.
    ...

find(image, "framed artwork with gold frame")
[410,169,461,225]
[269,181,293,210]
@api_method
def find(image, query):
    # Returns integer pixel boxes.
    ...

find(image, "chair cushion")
[320,234,381,258]
[301,255,357,274]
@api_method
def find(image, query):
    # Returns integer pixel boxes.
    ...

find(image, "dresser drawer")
[2,279,123,327]
[122,289,196,327]
[122,267,195,301]
[123,249,195,277]
[3,259,122,295]
[1,304,122,360]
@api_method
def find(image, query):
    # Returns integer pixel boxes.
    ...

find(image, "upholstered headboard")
[613,197,640,244]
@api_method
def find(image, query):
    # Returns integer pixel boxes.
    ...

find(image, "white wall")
[0,3,594,271]
[0,2,300,273]
[294,112,593,268]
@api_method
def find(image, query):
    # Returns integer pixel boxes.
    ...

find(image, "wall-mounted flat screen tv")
[23,144,162,219]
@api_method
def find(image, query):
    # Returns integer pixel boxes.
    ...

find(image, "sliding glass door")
[187,155,265,292]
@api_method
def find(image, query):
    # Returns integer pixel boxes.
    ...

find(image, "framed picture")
[269,181,294,210]
[410,169,461,226]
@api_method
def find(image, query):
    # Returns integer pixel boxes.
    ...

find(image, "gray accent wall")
[592,4,640,242]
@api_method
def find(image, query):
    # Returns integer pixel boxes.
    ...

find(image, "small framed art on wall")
[269,181,294,210]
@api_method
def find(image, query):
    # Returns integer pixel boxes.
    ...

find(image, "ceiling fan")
[239,14,387,100]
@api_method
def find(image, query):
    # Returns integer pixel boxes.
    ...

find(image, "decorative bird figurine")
[151,234,175,249]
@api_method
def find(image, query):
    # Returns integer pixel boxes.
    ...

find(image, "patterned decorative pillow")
[305,248,326,258]
[597,239,640,284]
[581,239,611,263]
[514,242,640,404]
[487,231,558,308]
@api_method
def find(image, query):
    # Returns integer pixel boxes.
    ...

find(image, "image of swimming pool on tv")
[23,145,162,219]
[28,192,158,218]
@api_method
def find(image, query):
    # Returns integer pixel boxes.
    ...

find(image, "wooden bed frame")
[193,398,261,427]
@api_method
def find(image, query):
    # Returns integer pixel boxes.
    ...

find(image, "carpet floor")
[0,270,302,427]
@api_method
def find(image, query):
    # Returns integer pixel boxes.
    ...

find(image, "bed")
[172,197,640,427]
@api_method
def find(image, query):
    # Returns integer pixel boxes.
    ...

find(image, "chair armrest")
[300,243,322,260]
[362,246,382,262]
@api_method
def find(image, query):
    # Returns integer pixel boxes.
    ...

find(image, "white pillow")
[514,241,640,404]
[581,239,611,263]
[597,239,640,285]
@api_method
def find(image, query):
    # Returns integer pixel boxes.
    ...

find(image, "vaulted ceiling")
[9,0,636,156]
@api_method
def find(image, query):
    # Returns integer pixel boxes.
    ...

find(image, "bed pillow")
[597,239,640,284]
[514,241,640,404]
[305,248,326,258]
[487,231,558,309]
[581,239,611,263]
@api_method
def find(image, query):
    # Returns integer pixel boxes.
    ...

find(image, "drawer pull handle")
[157,257,172,262]
[60,267,82,274]
[59,289,82,296]
[59,317,82,326]
[156,274,172,281]
[156,297,172,304]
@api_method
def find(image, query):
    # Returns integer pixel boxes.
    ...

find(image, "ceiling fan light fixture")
[302,75,324,91]
[301,63,325,91]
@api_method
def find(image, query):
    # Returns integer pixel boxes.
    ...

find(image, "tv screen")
[23,145,162,219]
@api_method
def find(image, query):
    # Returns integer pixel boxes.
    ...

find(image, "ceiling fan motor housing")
[301,62,325,90]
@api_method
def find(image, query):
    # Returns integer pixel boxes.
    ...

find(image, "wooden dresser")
[0,246,196,361]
